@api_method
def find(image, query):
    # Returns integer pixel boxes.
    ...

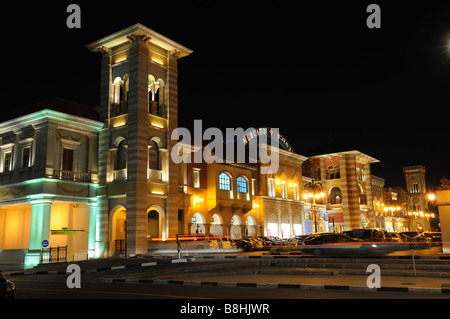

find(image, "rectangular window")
[293,183,299,201]
[193,168,201,188]
[281,181,287,199]
[22,147,31,168]
[62,148,74,171]
[268,178,275,197]
[4,151,12,172]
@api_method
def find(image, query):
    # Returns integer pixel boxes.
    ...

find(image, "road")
[9,270,450,300]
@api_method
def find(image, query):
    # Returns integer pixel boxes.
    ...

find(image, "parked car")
[267,236,285,245]
[388,232,409,243]
[0,272,15,299]
[413,232,442,246]
[242,237,264,250]
[281,238,298,246]
[257,236,276,246]
[234,238,255,251]
[400,231,420,240]
[218,237,236,249]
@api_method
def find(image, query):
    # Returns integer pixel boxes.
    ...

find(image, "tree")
[436,177,450,191]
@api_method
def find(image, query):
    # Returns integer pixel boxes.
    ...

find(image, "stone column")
[87,201,98,259]
[25,198,53,269]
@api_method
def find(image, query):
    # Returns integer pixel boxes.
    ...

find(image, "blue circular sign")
[42,240,49,248]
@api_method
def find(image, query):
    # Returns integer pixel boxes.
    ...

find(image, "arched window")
[237,176,248,193]
[115,140,127,170]
[334,165,340,179]
[327,166,334,179]
[219,172,231,191]
[411,180,419,193]
[148,140,160,170]
[329,187,342,205]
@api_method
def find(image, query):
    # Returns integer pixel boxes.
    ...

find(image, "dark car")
[302,233,360,246]
[0,272,16,299]
[257,236,276,246]
[301,233,363,255]
[294,234,317,245]
[343,229,393,242]
[234,238,255,251]
[388,232,409,243]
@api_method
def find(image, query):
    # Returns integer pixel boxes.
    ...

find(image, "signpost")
[176,234,181,259]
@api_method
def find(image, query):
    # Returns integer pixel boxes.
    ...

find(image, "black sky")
[3,1,450,189]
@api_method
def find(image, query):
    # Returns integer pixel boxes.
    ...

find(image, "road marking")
[18,287,215,299]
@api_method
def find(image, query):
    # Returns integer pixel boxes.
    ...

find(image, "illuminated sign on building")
[242,127,293,152]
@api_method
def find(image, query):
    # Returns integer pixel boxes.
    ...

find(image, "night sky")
[4,1,450,189]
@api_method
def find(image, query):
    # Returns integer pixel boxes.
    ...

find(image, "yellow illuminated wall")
[0,206,32,249]
[49,203,91,261]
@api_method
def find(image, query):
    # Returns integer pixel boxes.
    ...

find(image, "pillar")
[166,51,180,236]
[340,154,360,230]
[363,162,375,228]
[126,35,151,255]
[88,201,98,259]
[25,198,53,269]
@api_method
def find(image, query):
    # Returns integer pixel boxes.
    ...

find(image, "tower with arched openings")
[87,24,192,256]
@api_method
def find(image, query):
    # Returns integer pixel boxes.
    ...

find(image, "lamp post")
[303,180,325,234]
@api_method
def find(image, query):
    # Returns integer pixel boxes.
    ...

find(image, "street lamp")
[303,180,325,233]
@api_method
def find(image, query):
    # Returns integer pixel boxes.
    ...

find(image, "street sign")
[51,230,78,235]
[42,240,49,248]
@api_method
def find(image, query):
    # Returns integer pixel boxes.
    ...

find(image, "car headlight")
[6,280,15,293]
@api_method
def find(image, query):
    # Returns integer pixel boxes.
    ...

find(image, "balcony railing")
[53,170,91,182]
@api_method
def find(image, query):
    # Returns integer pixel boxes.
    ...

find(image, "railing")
[115,240,125,254]
[40,246,68,264]
[53,170,90,182]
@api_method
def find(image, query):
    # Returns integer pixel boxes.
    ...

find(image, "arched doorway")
[147,205,166,241]
[147,210,160,239]
[245,216,256,237]
[267,214,278,237]
[280,214,291,238]
[190,212,206,234]
[210,214,223,236]
[293,215,302,236]
[230,215,242,239]
[110,206,126,256]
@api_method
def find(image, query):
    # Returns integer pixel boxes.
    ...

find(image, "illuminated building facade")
[0,100,103,268]
[302,148,380,232]
[0,24,430,269]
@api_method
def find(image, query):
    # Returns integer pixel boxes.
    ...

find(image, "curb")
[2,260,170,277]
[98,277,450,294]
